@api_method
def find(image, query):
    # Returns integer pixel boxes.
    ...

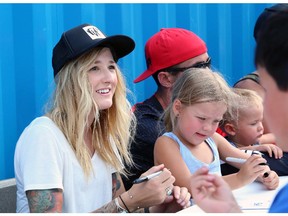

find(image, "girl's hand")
[260,170,279,190]
[236,155,268,186]
[150,186,191,213]
[254,144,283,159]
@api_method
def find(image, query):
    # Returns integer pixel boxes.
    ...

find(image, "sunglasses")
[165,57,211,74]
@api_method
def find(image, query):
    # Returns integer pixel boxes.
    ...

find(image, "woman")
[14,23,191,213]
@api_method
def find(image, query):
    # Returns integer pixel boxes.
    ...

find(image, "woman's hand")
[123,164,175,211]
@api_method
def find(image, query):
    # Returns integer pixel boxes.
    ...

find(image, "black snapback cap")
[52,23,135,77]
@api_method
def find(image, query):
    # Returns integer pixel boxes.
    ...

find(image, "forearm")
[92,199,119,213]
[222,174,245,190]
[92,197,145,213]
[259,133,276,144]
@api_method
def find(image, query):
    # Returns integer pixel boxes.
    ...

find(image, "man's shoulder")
[133,95,163,118]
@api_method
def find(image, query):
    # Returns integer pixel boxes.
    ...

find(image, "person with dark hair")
[233,3,288,144]
[14,23,191,213]
[190,10,288,213]
[231,3,288,178]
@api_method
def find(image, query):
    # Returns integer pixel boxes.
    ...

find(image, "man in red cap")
[122,28,211,190]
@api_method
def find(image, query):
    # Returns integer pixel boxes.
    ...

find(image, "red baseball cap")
[134,28,207,83]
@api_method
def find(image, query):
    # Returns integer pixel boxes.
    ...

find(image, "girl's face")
[234,106,264,146]
[174,101,226,145]
[87,48,118,110]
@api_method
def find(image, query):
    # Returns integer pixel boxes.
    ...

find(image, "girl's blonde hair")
[164,68,237,131]
[222,88,263,125]
[46,47,135,177]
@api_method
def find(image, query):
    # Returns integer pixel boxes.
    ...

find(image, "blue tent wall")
[0,3,273,180]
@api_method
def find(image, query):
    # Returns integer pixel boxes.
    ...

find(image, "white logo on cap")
[83,26,106,40]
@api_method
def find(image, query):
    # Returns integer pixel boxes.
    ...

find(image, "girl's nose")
[203,123,213,132]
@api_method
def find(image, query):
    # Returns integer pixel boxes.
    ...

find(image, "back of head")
[133,28,207,83]
[255,11,288,91]
[254,4,288,42]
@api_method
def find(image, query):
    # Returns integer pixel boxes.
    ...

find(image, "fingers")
[248,155,268,168]
[237,155,269,184]
[143,166,174,187]
[271,145,283,159]
[172,186,191,208]
[172,185,180,199]
[144,164,165,176]
[266,146,273,158]
[190,167,216,196]
[129,165,175,207]
[262,171,279,190]
[262,144,283,159]
[194,166,210,175]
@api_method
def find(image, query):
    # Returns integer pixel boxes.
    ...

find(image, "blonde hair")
[222,88,263,125]
[164,68,237,131]
[46,47,135,177]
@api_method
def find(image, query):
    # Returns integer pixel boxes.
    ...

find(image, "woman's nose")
[102,70,114,83]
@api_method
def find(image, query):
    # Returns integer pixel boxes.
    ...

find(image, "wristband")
[119,195,131,213]
[115,197,128,213]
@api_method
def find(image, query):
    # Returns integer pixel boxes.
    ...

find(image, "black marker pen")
[132,170,163,184]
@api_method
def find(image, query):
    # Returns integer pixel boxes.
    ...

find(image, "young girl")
[154,68,279,192]
[14,23,191,213]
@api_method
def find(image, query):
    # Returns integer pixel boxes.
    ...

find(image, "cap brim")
[76,35,135,62]
[133,68,155,83]
[100,35,135,60]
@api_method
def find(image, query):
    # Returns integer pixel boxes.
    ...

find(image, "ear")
[158,72,174,88]
[172,99,182,116]
[223,123,236,136]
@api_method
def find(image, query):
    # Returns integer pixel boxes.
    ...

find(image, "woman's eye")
[89,66,99,71]
[108,65,116,70]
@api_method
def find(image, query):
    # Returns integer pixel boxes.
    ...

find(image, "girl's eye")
[197,117,206,121]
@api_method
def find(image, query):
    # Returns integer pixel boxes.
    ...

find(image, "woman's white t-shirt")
[14,116,115,212]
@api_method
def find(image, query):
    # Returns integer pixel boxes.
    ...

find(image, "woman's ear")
[223,123,236,136]
[172,99,182,116]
